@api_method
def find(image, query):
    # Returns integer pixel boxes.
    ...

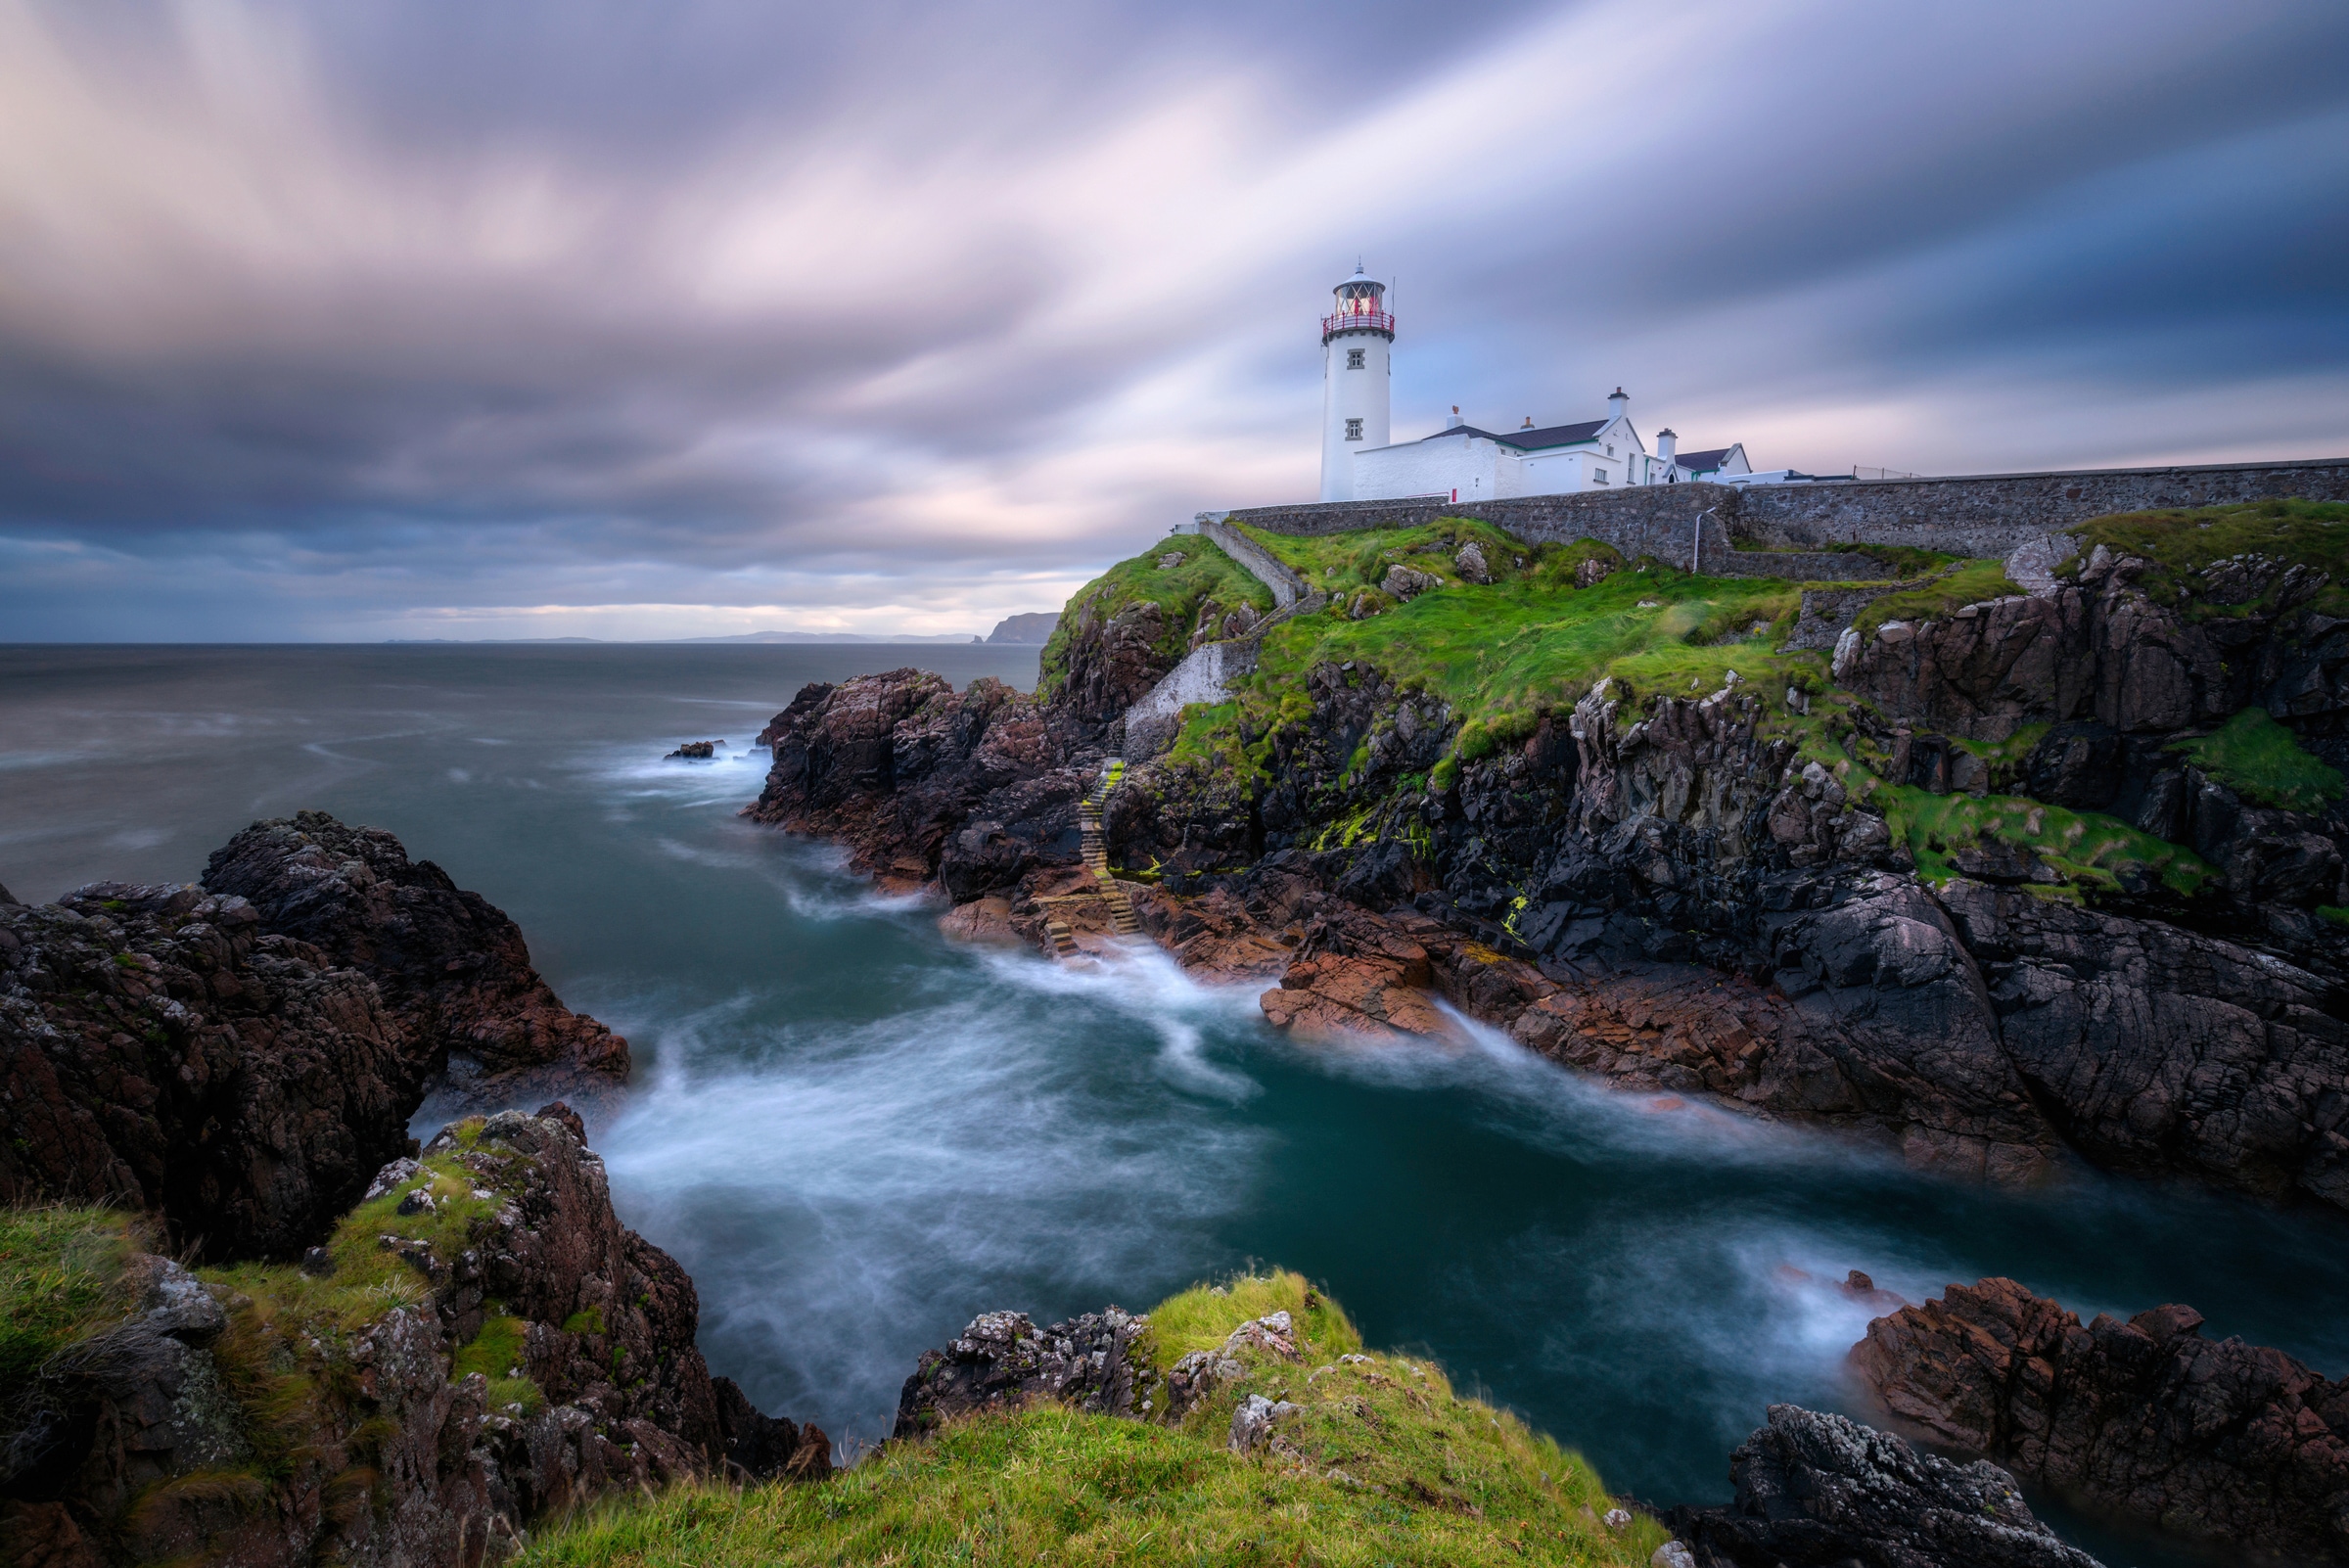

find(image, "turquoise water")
[6,643,2344,1565]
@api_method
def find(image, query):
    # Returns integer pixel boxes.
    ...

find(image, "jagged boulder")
[1853,1277,2349,1565]
[750,670,1092,896]
[1665,1404,2104,1568]
[893,1308,1152,1438]
[1939,881,2349,1206]
[205,810,628,1090]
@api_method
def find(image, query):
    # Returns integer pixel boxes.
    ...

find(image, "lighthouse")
[1318,266,1393,502]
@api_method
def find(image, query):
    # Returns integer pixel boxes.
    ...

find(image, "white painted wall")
[1354,430,1503,502]
[1320,323,1391,501]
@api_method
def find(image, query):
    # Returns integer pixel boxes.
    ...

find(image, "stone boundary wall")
[1723,550,1901,582]
[1734,456,2349,557]
[1208,456,2349,573]
[1205,484,1733,569]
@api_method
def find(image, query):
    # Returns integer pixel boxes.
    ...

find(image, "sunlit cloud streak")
[1,0,2344,639]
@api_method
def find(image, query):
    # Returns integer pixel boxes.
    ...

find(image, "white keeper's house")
[1315,267,1758,504]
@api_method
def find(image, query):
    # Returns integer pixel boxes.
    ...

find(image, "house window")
[1593,466,1608,484]
[1346,348,1365,369]
[1345,418,1363,440]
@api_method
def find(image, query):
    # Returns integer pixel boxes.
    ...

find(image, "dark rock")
[1771,876,2057,1182]
[2023,721,2123,808]
[713,1376,833,1482]
[665,739,719,761]
[749,669,1094,896]
[1,815,629,1263]
[1853,1276,2349,1565]
[894,1307,1151,1439]
[1940,881,2349,1207]
[203,810,629,1090]
[1664,1404,2104,1568]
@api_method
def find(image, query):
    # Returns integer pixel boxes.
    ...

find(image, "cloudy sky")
[3,0,2345,641]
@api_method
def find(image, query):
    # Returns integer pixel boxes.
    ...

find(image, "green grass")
[521,1269,1662,1568]
[2063,499,2349,620]
[2166,707,2344,814]
[0,1206,142,1388]
[1851,560,2021,639]
[1236,517,1538,598]
[1037,535,1275,700]
[1237,550,1808,758]
[1876,784,2212,897]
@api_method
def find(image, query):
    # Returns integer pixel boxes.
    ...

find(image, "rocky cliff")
[1,1110,826,1568]
[746,505,2349,1216]
[1853,1276,2349,1565]
[1,812,629,1262]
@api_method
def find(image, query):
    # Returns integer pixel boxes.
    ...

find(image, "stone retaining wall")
[1208,456,2349,578]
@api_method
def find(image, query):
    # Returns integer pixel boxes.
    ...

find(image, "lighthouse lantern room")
[1318,266,1393,502]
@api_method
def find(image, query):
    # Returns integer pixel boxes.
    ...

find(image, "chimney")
[1656,427,1678,465]
[1446,405,1463,430]
[1607,388,1629,424]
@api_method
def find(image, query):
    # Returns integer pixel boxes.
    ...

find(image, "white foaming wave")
[1257,998,1910,1179]
[975,939,1267,1101]
[1523,1208,1945,1461]
[595,969,1266,1443]
[583,740,770,803]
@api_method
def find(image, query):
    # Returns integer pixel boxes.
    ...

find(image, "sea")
[6,641,2345,1566]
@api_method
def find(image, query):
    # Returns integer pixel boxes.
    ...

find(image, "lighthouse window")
[1347,348,1365,369]
[1593,467,1609,484]
[1345,418,1364,441]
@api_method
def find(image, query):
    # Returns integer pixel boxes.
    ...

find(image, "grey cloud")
[1,0,2345,639]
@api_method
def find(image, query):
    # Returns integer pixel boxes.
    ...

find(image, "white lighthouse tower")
[1318,266,1393,502]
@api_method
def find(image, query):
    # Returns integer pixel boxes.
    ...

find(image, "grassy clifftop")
[1037,533,1274,701]
[2064,498,2349,620]
[524,1270,1664,1568]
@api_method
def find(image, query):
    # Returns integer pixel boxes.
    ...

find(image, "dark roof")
[1673,447,1736,472]
[1418,413,1625,450]
[1419,418,1608,451]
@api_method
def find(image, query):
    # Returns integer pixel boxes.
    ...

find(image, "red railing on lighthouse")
[1321,305,1395,343]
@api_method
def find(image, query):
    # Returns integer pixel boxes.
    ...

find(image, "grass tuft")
[0,1206,142,1388]
[2167,707,2344,814]
[1852,560,2021,640]
[2065,498,2349,620]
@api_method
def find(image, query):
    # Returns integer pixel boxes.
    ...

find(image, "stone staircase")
[1123,518,1329,760]
[1079,758,1141,939]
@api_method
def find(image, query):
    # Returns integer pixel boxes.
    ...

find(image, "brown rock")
[1854,1276,2349,1563]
